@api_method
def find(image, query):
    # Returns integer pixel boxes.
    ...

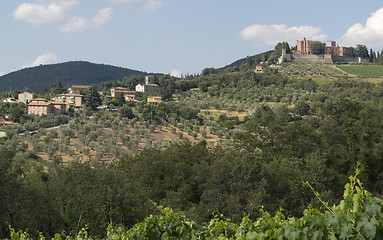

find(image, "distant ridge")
[0,61,149,93]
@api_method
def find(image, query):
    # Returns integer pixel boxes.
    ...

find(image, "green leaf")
[357,216,378,239]
[339,223,353,240]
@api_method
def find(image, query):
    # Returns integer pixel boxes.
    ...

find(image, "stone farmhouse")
[28,98,66,116]
[135,75,159,97]
[18,91,37,104]
[110,87,138,103]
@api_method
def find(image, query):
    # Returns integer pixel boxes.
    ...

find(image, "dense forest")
[0,61,149,93]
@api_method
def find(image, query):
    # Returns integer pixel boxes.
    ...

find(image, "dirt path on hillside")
[332,65,356,77]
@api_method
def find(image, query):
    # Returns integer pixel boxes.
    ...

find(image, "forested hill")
[221,50,273,70]
[0,61,149,93]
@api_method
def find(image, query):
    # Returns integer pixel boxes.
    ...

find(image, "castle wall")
[291,54,370,64]
[292,54,333,63]
[332,56,370,63]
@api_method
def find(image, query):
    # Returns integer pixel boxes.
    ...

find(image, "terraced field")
[280,62,347,78]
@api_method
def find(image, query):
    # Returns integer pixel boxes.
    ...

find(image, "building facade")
[325,46,353,57]
[147,96,162,105]
[297,37,311,54]
[18,92,37,104]
[54,93,84,108]
[28,98,66,116]
[111,87,129,98]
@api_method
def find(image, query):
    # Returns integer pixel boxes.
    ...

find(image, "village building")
[110,87,138,102]
[54,93,84,109]
[111,87,129,98]
[2,97,17,103]
[147,96,162,105]
[0,118,16,126]
[18,91,37,104]
[125,94,138,102]
[68,85,90,95]
[28,98,66,116]
[135,75,159,97]
[254,66,264,73]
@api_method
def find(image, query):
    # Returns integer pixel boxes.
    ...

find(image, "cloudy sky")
[1,0,383,77]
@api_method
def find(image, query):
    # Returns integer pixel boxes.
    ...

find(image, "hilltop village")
[2,75,161,118]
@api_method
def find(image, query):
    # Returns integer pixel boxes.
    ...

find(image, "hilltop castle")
[296,37,353,57]
[279,38,369,64]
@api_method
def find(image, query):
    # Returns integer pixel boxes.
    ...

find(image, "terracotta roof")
[145,84,158,87]
[31,98,49,101]
[0,119,16,125]
[20,91,37,96]
[28,101,52,106]
[112,87,128,90]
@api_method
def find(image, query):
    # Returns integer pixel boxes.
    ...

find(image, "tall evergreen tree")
[84,85,102,110]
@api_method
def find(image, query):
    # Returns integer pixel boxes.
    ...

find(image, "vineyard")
[337,65,383,78]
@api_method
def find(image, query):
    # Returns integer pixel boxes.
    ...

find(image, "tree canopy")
[309,41,325,54]
[84,85,102,110]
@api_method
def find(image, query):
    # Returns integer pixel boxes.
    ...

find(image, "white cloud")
[23,53,58,68]
[13,1,77,24]
[0,71,5,77]
[340,8,383,48]
[92,8,113,26]
[240,24,327,47]
[170,69,182,78]
[59,7,113,32]
[144,0,163,11]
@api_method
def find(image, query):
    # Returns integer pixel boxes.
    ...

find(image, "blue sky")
[1,0,383,77]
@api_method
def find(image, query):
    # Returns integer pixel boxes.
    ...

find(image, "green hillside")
[0,61,149,93]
